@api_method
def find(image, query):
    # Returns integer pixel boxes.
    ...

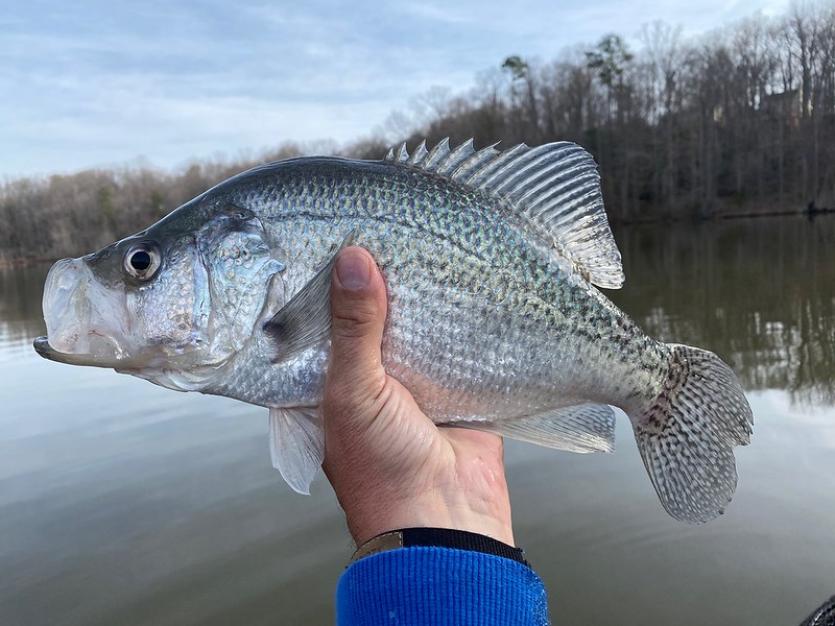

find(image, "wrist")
[343,488,514,547]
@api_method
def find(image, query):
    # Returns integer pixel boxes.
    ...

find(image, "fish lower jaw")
[33,336,126,368]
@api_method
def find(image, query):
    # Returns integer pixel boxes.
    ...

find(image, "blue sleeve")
[336,546,550,625]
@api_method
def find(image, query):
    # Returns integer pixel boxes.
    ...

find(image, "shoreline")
[615,205,835,226]
[2,207,832,269]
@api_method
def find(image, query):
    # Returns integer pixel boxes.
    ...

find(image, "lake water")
[1,215,834,625]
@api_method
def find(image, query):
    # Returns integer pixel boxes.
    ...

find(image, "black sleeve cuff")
[353,527,530,567]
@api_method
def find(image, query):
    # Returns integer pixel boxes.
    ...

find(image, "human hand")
[322,247,514,547]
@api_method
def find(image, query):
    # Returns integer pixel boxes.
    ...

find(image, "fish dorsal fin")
[384,139,624,289]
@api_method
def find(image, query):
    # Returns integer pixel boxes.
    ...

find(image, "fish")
[33,138,754,523]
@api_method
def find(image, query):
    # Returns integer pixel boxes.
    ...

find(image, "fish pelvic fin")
[632,344,754,524]
[269,406,324,495]
[383,138,624,289]
[442,403,615,454]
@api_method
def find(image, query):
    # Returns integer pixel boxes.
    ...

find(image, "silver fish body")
[34,140,753,523]
[211,158,663,417]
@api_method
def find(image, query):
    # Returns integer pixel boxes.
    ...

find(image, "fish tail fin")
[631,344,753,523]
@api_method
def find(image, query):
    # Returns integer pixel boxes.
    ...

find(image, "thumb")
[326,247,388,406]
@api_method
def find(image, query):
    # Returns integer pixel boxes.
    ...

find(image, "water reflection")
[611,215,835,408]
[0,263,48,352]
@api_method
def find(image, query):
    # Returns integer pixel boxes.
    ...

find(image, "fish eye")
[124,243,161,280]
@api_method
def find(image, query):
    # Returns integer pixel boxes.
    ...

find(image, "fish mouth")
[33,335,126,368]
[37,257,137,368]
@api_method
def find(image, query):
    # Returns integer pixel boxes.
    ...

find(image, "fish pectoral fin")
[263,231,356,363]
[443,403,616,454]
[268,406,324,495]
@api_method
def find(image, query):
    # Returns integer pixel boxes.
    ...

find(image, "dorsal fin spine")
[423,137,450,170]
[396,142,409,162]
[408,140,428,165]
[436,138,475,174]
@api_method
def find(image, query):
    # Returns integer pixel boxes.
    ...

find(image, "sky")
[1,0,791,179]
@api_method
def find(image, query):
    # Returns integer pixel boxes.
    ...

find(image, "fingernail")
[335,250,371,291]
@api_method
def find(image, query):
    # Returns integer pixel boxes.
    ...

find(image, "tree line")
[394,4,835,222]
[2,2,835,262]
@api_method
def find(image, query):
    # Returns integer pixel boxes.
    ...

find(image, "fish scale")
[34,139,753,523]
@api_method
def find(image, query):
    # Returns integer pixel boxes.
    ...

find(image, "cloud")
[396,2,472,24]
[1,0,792,177]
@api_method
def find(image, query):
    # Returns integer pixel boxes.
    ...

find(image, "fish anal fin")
[384,139,624,289]
[443,403,615,454]
[269,406,324,495]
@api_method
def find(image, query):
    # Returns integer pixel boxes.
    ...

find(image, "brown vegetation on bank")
[3,4,835,262]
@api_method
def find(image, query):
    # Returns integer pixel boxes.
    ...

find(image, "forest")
[3,3,835,262]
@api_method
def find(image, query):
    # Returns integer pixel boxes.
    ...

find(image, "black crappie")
[34,139,753,522]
